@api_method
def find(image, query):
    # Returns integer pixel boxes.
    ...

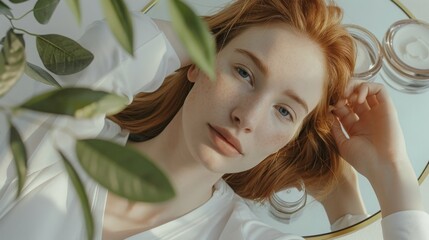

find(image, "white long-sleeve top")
[0,13,428,240]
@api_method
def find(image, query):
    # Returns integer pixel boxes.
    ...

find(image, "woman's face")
[182,23,326,174]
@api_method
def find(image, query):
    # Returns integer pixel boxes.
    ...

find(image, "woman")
[0,0,427,239]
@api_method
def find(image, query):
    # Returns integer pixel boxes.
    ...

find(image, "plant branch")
[8,18,38,37]
[141,0,159,13]
[8,9,34,21]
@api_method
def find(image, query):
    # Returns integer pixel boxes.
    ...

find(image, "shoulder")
[216,181,304,240]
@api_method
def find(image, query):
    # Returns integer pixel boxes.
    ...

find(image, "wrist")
[321,170,366,224]
[369,159,423,217]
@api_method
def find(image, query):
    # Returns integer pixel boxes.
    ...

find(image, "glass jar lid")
[345,24,383,81]
[269,181,307,220]
[381,19,429,93]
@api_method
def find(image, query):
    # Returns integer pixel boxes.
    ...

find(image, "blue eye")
[277,106,293,121]
[236,67,252,83]
[278,107,290,116]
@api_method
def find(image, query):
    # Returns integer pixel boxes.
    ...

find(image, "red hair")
[111,0,355,200]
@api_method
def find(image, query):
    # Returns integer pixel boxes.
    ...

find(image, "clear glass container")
[380,19,429,93]
[345,24,383,81]
[269,180,307,223]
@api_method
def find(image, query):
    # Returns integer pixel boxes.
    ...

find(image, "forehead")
[220,23,327,112]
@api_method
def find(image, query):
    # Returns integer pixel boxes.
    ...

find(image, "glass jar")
[380,19,429,93]
[269,181,307,223]
[345,24,383,81]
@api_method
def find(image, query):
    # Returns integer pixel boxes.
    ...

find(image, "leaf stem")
[8,18,38,37]
[141,0,159,14]
[8,9,34,21]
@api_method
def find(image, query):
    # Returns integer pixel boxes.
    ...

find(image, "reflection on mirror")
[269,180,307,223]
[0,0,428,240]
[346,24,383,81]
[380,19,429,93]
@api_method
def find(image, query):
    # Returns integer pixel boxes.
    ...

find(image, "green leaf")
[9,0,29,3]
[33,0,60,24]
[19,87,128,118]
[140,0,158,14]
[0,29,26,97]
[0,1,13,17]
[25,62,61,88]
[100,0,134,56]
[59,151,94,240]
[66,0,81,25]
[9,122,28,198]
[36,34,93,75]
[76,139,175,202]
[168,0,216,80]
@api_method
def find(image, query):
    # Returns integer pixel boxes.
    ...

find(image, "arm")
[331,81,428,238]
[319,161,367,225]
[331,82,423,216]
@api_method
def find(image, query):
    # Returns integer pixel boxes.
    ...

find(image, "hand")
[331,81,407,179]
[331,81,423,216]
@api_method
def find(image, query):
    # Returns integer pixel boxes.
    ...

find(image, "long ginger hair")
[111,0,355,201]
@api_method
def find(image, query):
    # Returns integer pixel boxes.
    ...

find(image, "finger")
[345,81,385,102]
[367,95,379,108]
[344,80,366,98]
[357,83,370,104]
[352,100,371,116]
[333,104,359,132]
[339,112,359,132]
[333,102,354,120]
[359,82,384,101]
[330,114,348,150]
[348,93,358,105]
[373,83,394,107]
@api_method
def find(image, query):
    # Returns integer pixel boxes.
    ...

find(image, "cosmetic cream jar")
[269,181,307,223]
[345,24,383,81]
[380,19,429,93]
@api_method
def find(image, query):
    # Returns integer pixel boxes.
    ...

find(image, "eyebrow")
[283,89,309,114]
[235,48,268,76]
[235,48,309,114]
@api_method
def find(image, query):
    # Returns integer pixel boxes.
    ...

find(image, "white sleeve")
[381,210,429,240]
[57,12,181,103]
[330,213,370,231]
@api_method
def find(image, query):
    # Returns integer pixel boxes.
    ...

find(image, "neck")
[129,107,222,210]
[103,109,223,239]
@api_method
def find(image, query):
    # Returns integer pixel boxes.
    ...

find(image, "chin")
[197,147,233,174]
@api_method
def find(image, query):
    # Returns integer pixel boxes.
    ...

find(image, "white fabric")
[331,214,370,231]
[0,13,428,240]
[381,211,429,240]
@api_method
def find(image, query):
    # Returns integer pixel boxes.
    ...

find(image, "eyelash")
[234,65,295,122]
[276,106,294,121]
[235,66,253,85]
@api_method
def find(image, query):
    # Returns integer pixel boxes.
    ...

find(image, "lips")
[208,124,243,155]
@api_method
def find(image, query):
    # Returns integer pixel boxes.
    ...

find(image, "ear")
[187,64,199,83]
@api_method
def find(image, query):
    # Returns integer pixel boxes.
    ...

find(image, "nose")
[230,96,265,133]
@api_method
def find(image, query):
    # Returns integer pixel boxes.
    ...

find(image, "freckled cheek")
[209,73,240,103]
[261,130,295,153]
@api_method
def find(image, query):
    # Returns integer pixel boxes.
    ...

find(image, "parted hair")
[110,0,355,201]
